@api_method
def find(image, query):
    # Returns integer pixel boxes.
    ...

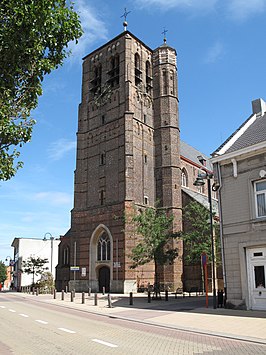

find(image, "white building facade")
[12,237,60,290]
[212,98,266,310]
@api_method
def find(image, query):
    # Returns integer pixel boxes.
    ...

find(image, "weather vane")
[162,27,168,43]
[121,8,131,31]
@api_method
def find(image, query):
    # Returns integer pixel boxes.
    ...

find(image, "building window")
[144,154,147,164]
[108,54,119,87]
[100,152,106,165]
[181,168,188,187]
[90,64,102,95]
[100,190,105,205]
[145,61,152,94]
[97,233,111,261]
[143,114,147,124]
[135,53,142,86]
[254,265,265,288]
[144,196,149,205]
[162,69,167,95]
[63,247,69,266]
[255,180,266,217]
[101,115,105,125]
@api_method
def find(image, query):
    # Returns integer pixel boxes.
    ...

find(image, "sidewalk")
[10,291,266,345]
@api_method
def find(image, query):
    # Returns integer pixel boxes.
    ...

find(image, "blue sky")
[1,0,266,262]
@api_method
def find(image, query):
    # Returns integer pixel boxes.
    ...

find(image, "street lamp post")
[194,172,217,309]
[43,233,54,274]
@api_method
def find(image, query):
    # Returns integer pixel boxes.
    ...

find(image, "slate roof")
[212,101,266,157]
[182,187,219,215]
[226,113,266,153]
[180,140,212,171]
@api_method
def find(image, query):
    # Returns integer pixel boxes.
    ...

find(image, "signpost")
[201,252,208,308]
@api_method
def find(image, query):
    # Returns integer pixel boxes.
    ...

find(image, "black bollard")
[36,288,39,296]
[148,291,151,303]
[108,294,113,308]
[61,290,64,301]
[129,292,133,305]
[71,290,74,302]
[165,290,168,301]
[94,293,98,306]
[53,289,56,299]
[82,292,85,304]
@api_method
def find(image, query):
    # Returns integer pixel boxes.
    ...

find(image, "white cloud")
[48,138,76,161]
[204,41,224,64]
[33,191,72,205]
[69,0,108,60]
[134,0,218,11]
[134,0,266,20]
[226,0,266,20]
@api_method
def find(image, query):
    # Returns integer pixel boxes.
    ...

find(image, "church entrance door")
[98,266,110,293]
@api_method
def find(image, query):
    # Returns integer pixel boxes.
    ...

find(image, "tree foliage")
[36,271,54,291]
[182,201,219,265]
[130,207,179,287]
[22,256,49,285]
[0,0,83,180]
[0,261,7,284]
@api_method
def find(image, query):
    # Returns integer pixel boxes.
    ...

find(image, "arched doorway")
[98,266,110,293]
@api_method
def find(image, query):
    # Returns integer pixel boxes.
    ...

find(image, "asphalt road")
[0,293,266,354]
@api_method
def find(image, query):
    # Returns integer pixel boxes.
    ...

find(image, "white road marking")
[92,339,118,348]
[0,306,6,308]
[58,327,76,334]
[8,309,16,313]
[35,320,48,325]
[19,313,29,318]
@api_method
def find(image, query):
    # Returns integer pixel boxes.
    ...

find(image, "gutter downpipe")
[215,161,227,305]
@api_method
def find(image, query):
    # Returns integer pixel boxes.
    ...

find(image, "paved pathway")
[6,291,266,345]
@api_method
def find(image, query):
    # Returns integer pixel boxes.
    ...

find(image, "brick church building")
[55,27,216,293]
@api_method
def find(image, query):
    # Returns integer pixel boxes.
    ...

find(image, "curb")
[16,293,266,346]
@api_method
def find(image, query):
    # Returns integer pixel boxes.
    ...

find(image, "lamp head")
[193,177,205,186]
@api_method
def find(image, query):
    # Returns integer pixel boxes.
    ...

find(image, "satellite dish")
[259,170,266,178]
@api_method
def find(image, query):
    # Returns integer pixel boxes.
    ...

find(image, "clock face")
[94,82,112,107]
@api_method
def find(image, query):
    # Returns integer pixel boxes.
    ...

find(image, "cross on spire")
[121,8,131,31]
[162,27,168,43]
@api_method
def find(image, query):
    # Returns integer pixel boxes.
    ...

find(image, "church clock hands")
[94,82,112,107]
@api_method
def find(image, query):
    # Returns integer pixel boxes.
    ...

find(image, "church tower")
[56,25,183,293]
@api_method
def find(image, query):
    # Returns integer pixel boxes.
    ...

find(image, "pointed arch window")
[162,69,167,95]
[108,54,119,87]
[90,64,102,95]
[135,53,142,86]
[181,168,188,187]
[145,60,152,94]
[97,232,111,261]
[63,247,70,266]
[170,69,175,95]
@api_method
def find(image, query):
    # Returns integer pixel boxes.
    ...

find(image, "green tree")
[182,201,219,264]
[22,256,49,286]
[36,271,54,292]
[130,207,179,293]
[0,0,83,180]
[0,261,7,284]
